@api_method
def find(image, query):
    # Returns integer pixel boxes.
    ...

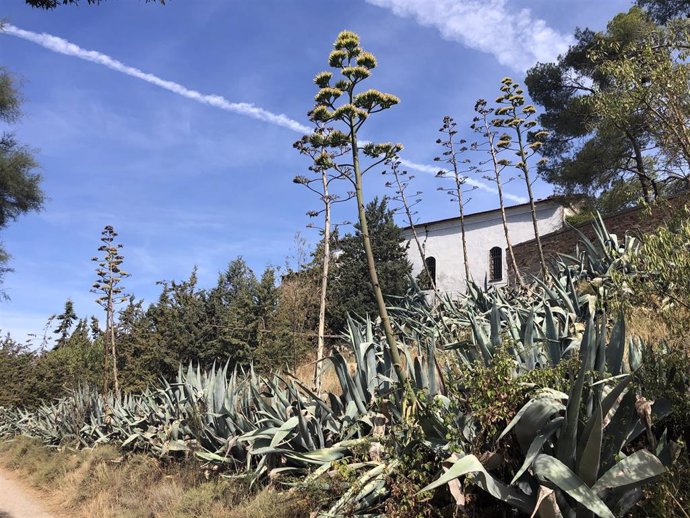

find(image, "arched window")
[425,256,436,286]
[489,247,502,282]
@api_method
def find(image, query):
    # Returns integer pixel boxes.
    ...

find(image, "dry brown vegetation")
[291,348,358,396]
[0,437,311,518]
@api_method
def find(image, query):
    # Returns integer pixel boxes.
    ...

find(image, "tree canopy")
[0,68,44,291]
[635,0,690,23]
[525,9,662,209]
[527,7,690,217]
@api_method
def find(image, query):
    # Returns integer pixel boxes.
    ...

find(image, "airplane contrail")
[398,159,526,203]
[3,23,526,203]
[2,24,312,134]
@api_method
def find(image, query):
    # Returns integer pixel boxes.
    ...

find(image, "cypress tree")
[328,197,411,332]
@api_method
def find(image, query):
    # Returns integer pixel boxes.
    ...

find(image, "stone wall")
[508,195,689,281]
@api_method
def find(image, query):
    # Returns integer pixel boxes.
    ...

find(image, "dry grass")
[292,353,350,396]
[626,306,673,344]
[0,437,312,518]
[290,340,429,397]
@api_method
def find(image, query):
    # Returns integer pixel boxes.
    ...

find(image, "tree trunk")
[627,131,656,203]
[314,172,331,395]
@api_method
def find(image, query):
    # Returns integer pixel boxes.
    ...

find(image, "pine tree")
[53,298,77,348]
[89,316,102,341]
[205,259,258,368]
[252,267,287,370]
[524,14,663,207]
[149,269,208,376]
[0,67,44,292]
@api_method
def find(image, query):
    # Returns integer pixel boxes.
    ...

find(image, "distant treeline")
[0,198,411,406]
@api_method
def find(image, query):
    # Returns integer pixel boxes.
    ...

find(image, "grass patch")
[0,437,312,518]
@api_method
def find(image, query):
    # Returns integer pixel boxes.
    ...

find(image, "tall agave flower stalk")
[293,124,353,394]
[310,30,409,387]
[472,99,524,287]
[435,116,475,284]
[384,157,440,299]
[493,78,549,280]
[91,225,129,397]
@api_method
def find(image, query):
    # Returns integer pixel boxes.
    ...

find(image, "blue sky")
[1,0,630,343]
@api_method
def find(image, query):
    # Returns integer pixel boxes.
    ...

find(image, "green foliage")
[31,321,103,401]
[0,68,44,290]
[636,342,690,444]
[384,425,447,517]
[0,324,102,409]
[118,260,311,386]
[636,0,690,23]
[328,197,412,331]
[525,10,661,207]
[591,11,690,178]
[414,268,433,291]
[0,134,42,228]
[0,254,321,403]
[0,334,36,407]
[452,347,575,447]
[611,206,690,318]
[54,298,78,348]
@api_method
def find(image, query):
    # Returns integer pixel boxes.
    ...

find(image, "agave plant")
[420,311,672,517]
[558,212,639,281]
[0,208,679,516]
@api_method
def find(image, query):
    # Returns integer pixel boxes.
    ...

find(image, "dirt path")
[0,468,57,518]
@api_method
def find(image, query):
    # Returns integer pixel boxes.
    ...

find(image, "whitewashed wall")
[401,201,566,294]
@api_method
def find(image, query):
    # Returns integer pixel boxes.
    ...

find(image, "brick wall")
[508,195,689,281]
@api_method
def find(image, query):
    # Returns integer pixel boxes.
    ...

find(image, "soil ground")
[0,467,57,518]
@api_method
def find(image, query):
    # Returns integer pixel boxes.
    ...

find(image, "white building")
[401,199,573,294]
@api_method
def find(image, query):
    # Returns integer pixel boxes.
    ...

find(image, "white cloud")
[2,24,312,134]
[364,0,574,71]
[399,158,527,203]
